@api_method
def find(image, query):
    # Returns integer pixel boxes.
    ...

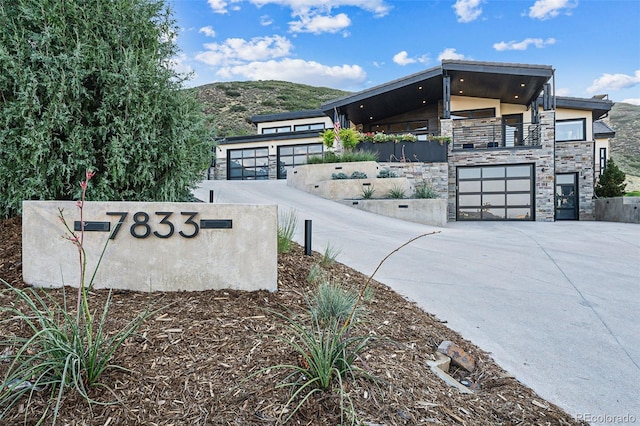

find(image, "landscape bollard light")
[305,220,312,256]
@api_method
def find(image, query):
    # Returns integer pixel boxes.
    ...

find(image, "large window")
[294,123,326,131]
[366,120,429,135]
[277,143,323,179]
[457,164,534,221]
[556,119,586,142]
[227,147,269,180]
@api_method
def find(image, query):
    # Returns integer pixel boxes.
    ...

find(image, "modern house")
[209,60,615,222]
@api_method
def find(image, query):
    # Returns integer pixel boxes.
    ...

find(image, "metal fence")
[452,122,542,150]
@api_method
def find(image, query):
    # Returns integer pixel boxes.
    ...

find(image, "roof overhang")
[320,60,554,126]
[550,96,614,120]
[321,66,442,125]
[443,60,554,107]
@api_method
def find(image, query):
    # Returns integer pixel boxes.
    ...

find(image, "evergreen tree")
[0,0,212,218]
[595,158,627,198]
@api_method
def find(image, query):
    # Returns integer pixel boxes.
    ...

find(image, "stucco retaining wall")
[338,198,447,227]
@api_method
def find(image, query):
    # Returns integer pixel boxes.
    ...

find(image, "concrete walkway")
[194,180,640,424]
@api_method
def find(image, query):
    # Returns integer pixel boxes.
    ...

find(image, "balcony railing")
[452,122,542,150]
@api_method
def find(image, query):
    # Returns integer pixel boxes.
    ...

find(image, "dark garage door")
[227,147,269,180]
[457,164,534,221]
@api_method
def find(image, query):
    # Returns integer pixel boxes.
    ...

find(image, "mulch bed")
[0,215,584,425]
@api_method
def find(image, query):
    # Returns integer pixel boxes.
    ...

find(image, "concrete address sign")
[22,201,277,292]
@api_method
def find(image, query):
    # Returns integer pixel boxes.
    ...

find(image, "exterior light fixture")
[359,104,364,108]
[422,100,427,104]
[418,86,423,90]
[521,83,526,87]
[460,78,464,82]
[369,116,373,120]
[459,90,463,94]
[515,95,519,99]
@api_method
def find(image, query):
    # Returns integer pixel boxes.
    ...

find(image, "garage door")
[457,164,534,221]
[277,143,323,179]
[227,147,269,180]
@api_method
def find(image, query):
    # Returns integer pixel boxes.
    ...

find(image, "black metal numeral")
[130,212,151,238]
[106,212,128,240]
[179,212,199,238]
[153,212,175,239]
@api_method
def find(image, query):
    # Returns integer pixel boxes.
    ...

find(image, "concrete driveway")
[194,179,640,424]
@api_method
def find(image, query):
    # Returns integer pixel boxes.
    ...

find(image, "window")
[262,125,291,134]
[366,120,429,134]
[556,119,586,142]
[600,147,607,170]
[294,123,325,131]
[451,108,496,120]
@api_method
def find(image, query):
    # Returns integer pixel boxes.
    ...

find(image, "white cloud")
[249,0,392,18]
[493,37,556,51]
[438,48,467,61]
[216,58,367,89]
[260,15,273,26]
[207,0,230,14]
[393,51,429,66]
[621,98,640,106]
[453,0,483,23]
[587,70,640,93]
[528,0,578,20]
[289,12,351,34]
[195,35,293,66]
[393,51,414,66]
[199,26,217,38]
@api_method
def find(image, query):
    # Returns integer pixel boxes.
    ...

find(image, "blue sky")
[169,0,640,105]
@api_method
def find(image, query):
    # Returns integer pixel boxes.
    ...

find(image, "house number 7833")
[106,211,199,240]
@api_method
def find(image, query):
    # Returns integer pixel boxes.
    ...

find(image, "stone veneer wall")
[441,111,556,222]
[378,162,449,198]
[555,141,595,220]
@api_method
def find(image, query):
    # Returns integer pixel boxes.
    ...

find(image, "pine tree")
[0,0,212,218]
[595,158,627,198]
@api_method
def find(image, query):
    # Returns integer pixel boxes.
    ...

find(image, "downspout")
[552,69,557,221]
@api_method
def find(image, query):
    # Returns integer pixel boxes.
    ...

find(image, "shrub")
[320,243,342,269]
[340,150,378,163]
[332,172,348,180]
[277,209,298,253]
[0,0,212,218]
[362,186,376,199]
[0,171,157,425]
[321,128,361,151]
[228,104,247,112]
[595,158,627,198]
[377,169,397,178]
[388,185,406,199]
[310,282,361,327]
[414,184,439,199]
[350,171,367,179]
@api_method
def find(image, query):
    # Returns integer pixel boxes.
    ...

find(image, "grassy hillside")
[608,102,640,177]
[193,80,349,137]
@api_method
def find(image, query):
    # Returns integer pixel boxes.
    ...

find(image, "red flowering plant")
[0,170,158,425]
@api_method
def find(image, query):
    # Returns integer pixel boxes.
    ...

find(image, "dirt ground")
[0,215,585,425]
